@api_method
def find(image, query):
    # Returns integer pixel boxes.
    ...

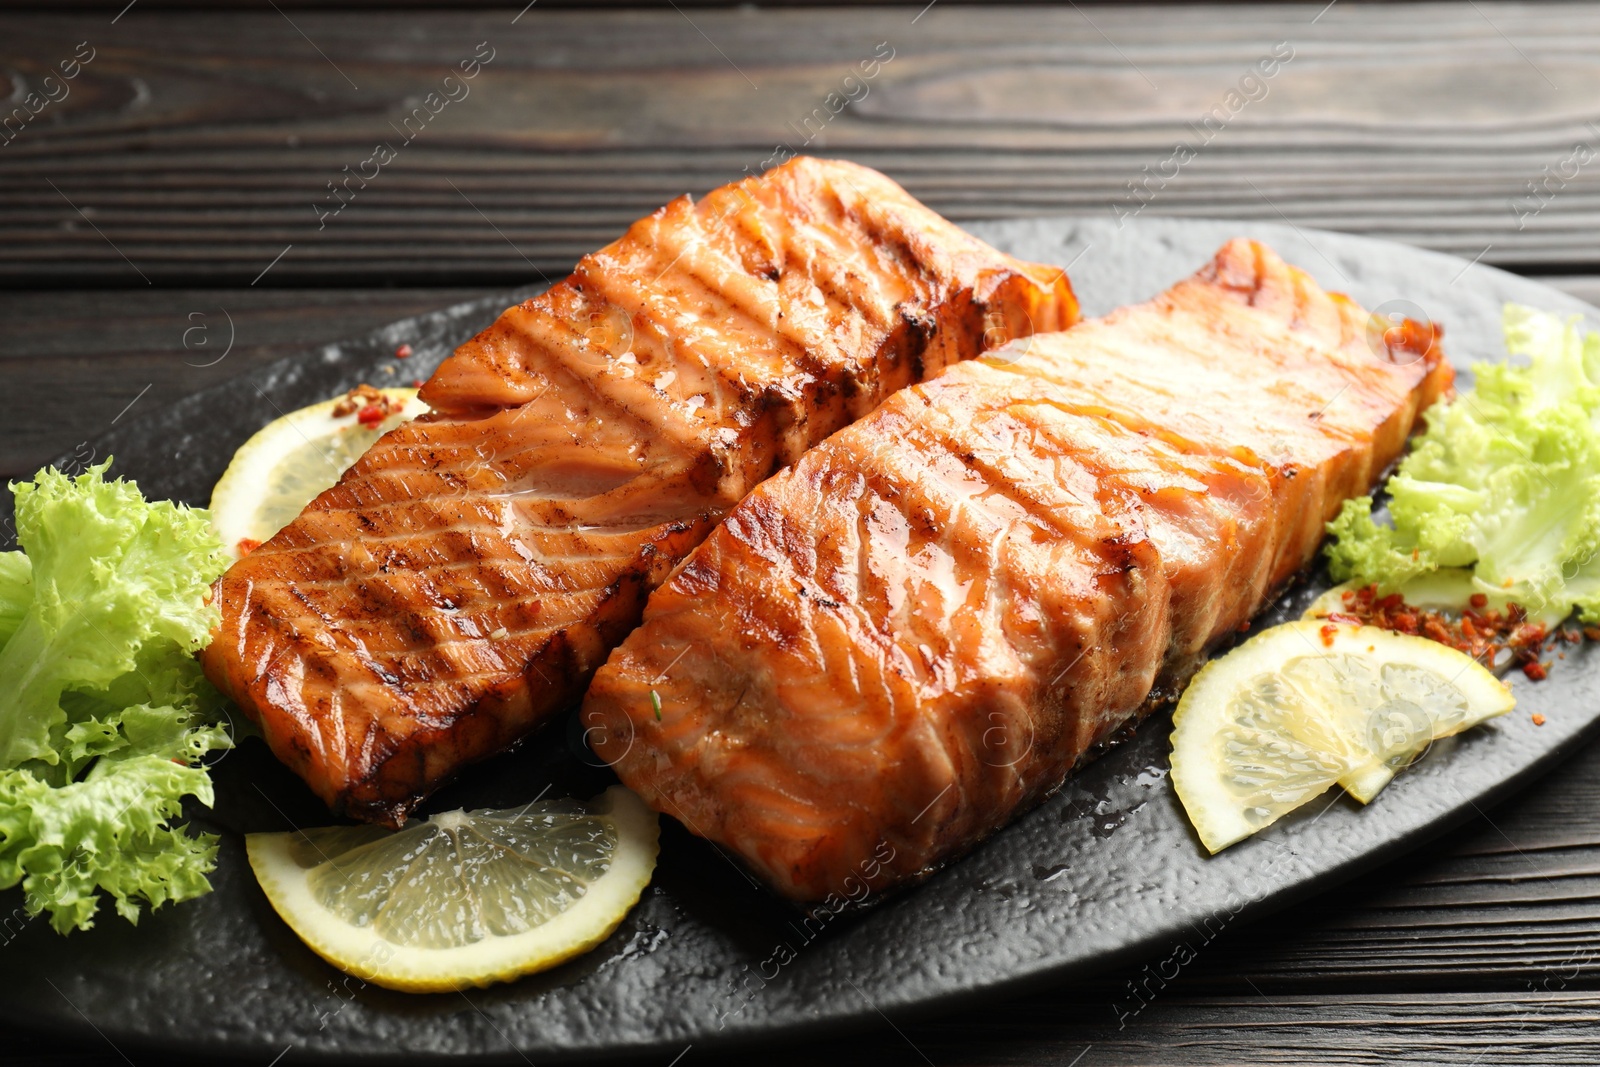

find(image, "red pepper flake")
[333,383,404,421]
[412,378,426,388]
[1532,713,1547,726]
[1422,617,1455,645]
[1510,623,1548,650]
[395,343,413,359]
[1312,583,1592,681]
[236,537,262,557]
[1237,619,1251,633]
[1319,623,1338,647]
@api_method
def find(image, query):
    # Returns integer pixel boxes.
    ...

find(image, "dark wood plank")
[0,288,484,479]
[5,4,1600,284]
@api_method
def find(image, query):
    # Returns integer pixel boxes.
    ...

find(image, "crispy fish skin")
[580,239,1453,902]
[201,157,1078,826]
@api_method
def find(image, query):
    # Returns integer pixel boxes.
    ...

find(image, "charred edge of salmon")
[329,558,672,828]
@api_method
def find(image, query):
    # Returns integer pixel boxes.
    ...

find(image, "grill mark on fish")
[581,238,1454,902]
[203,157,1078,825]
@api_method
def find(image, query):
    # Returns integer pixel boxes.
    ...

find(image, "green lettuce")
[0,552,29,646]
[1326,304,1600,624]
[0,462,231,932]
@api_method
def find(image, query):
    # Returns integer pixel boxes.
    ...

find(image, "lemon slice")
[210,386,427,559]
[1170,621,1514,853]
[245,786,659,992]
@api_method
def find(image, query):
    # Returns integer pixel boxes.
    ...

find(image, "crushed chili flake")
[412,378,426,388]
[1319,623,1338,647]
[1316,583,1581,681]
[236,537,262,557]
[1532,713,1547,726]
[395,343,413,359]
[331,383,405,422]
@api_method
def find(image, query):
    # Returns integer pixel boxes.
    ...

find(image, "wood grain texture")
[5,4,1600,284]
[0,287,487,479]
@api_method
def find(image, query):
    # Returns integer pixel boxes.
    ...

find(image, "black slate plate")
[4,217,1598,1064]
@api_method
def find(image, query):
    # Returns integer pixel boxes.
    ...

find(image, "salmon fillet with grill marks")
[201,157,1078,825]
[581,239,1454,902]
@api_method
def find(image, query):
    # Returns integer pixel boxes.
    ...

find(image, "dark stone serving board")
[3,217,1596,1064]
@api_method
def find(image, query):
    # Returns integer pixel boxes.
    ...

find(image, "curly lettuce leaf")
[1326,305,1600,624]
[0,551,29,647]
[0,462,225,766]
[50,643,228,785]
[0,462,232,932]
[0,741,227,933]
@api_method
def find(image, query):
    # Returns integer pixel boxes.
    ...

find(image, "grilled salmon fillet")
[581,239,1454,902]
[202,157,1077,825]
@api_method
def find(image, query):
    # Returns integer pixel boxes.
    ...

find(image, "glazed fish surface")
[581,239,1454,902]
[202,156,1078,825]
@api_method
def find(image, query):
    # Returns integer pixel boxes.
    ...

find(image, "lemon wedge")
[1170,621,1514,853]
[245,786,659,992]
[210,386,427,559]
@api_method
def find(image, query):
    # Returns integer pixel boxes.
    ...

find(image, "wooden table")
[7,3,1600,1063]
